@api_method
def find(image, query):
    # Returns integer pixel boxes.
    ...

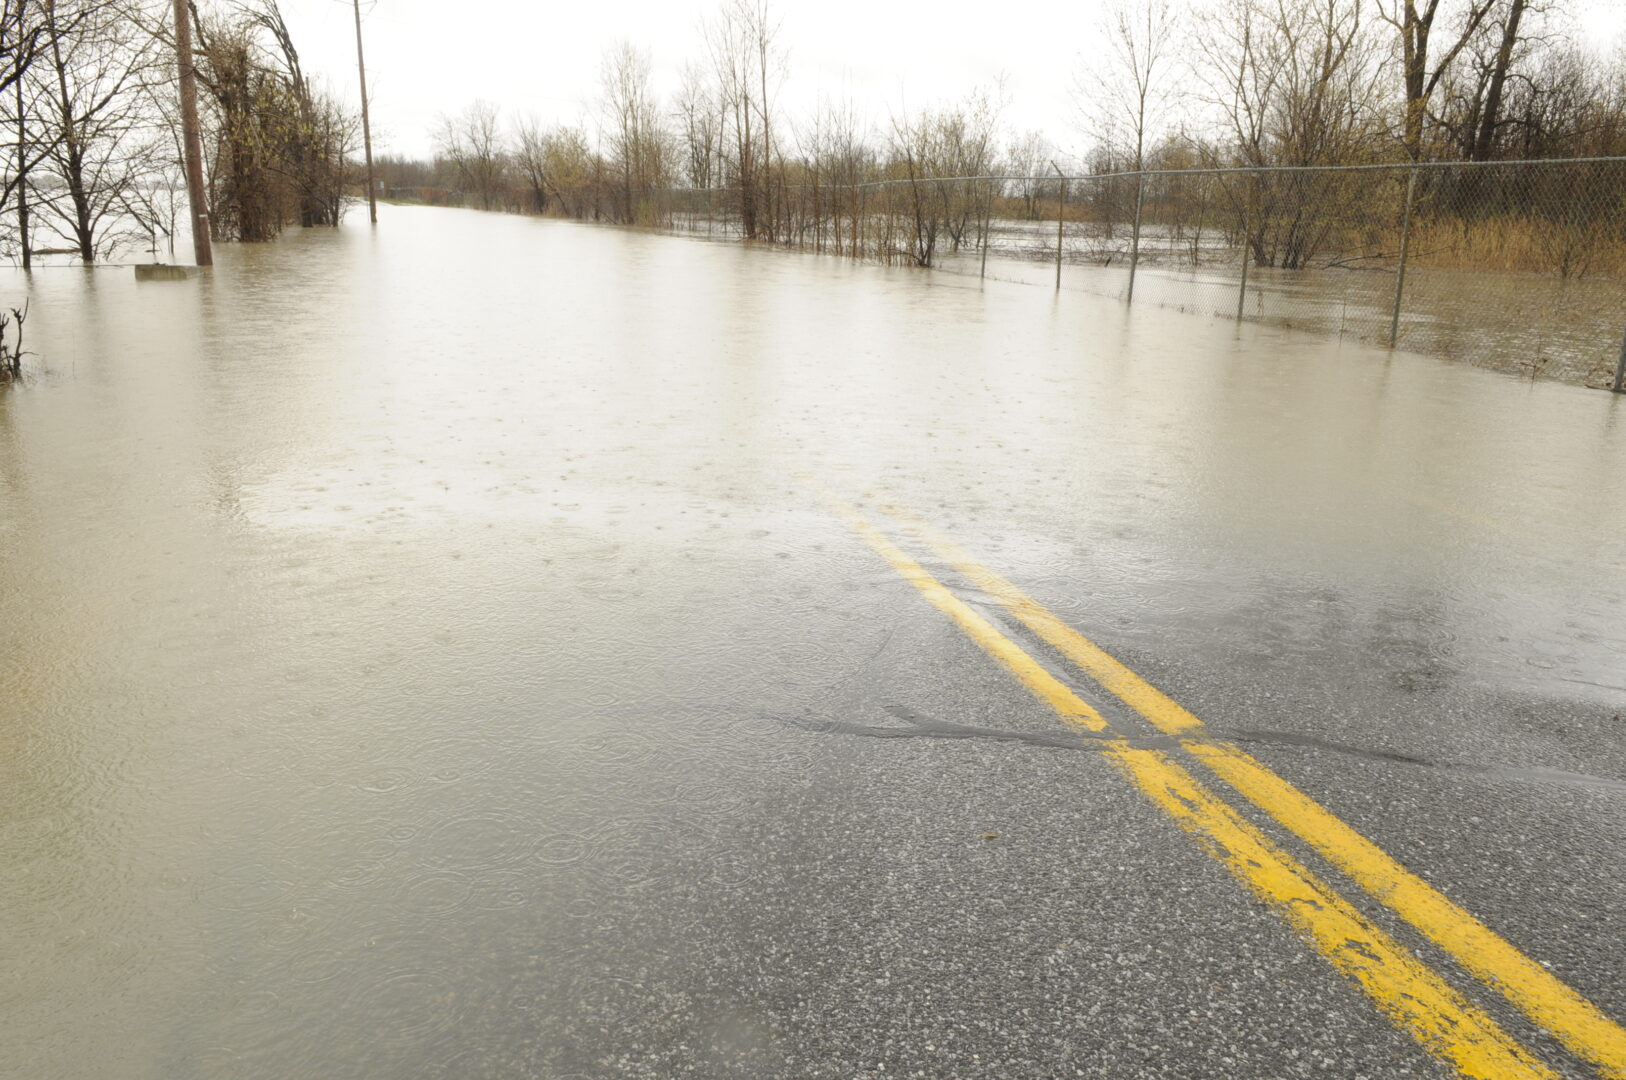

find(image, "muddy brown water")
[3,204,1625,1078]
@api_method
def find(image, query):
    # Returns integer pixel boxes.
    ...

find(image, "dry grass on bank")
[1404,216,1626,278]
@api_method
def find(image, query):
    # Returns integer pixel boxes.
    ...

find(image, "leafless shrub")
[0,303,28,384]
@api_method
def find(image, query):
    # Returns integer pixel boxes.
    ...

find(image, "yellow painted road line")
[887,505,1626,1080]
[819,490,1556,1080]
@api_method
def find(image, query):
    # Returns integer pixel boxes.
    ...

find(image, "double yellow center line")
[814,484,1626,1080]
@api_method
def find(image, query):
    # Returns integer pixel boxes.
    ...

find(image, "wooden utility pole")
[352,0,377,224]
[173,0,212,265]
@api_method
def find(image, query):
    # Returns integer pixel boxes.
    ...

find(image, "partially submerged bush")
[0,304,27,385]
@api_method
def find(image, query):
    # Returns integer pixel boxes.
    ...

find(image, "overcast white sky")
[270,0,1626,160]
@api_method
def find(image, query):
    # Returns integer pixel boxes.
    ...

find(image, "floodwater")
[934,220,1626,385]
[3,204,1625,1078]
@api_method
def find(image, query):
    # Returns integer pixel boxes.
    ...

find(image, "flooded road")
[3,204,1625,1079]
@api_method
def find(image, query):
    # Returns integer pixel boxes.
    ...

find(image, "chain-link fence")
[650,159,1626,387]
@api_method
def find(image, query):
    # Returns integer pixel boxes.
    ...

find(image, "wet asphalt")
[2,203,1624,1079]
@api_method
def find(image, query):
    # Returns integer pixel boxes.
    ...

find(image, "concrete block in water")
[134,264,202,282]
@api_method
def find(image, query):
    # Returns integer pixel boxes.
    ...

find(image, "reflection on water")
[2,204,1624,1077]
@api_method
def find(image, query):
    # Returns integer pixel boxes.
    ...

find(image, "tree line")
[0,0,357,265]
[1,0,1620,272]
[379,0,1625,271]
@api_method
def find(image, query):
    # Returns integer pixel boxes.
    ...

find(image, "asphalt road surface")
[3,204,1624,1079]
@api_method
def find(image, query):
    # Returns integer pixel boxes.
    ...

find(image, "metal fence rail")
[640,158,1626,387]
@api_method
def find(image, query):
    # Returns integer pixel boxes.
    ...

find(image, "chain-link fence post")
[1236,173,1252,321]
[1389,167,1419,348]
[979,179,992,280]
[1128,171,1145,303]
[1051,163,1067,291]
[1058,178,1066,290]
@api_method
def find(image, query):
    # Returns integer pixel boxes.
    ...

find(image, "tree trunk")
[1470,0,1526,162]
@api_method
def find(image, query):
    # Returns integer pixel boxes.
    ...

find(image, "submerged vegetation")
[0,302,25,383]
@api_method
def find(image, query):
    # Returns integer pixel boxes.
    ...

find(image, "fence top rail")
[650,155,1626,197]
[1057,155,1626,182]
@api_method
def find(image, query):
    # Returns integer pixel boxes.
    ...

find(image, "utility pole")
[352,0,377,224]
[173,0,212,266]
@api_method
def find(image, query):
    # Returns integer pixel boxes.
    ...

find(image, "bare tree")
[1079,0,1180,172]
[1470,0,1533,159]
[1272,0,1385,166]
[599,40,669,222]
[1194,0,1386,266]
[796,93,871,250]
[1503,39,1612,155]
[434,99,506,210]
[511,111,549,212]
[123,154,186,257]
[1376,0,1500,158]
[1003,129,1053,218]
[27,0,166,261]
[673,61,720,189]
[0,0,50,230]
[705,0,781,239]
[1435,0,1548,160]
[887,88,1002,265]
[1194,0,1278,168]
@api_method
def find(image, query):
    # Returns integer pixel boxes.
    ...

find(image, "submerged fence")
[638,158,1626,386]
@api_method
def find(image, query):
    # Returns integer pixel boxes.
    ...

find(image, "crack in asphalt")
[784,706,1626,795]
